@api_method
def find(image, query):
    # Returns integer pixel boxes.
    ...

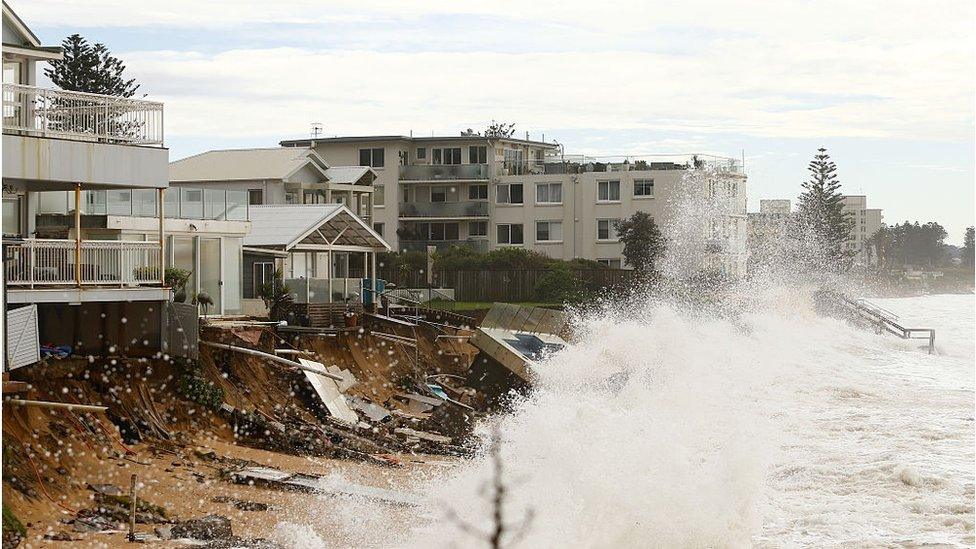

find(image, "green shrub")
[534,264,579,303]
[175,359,223,410]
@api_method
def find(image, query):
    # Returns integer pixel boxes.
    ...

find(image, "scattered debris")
[394,427,452,445]
[229,466,423,507]
[299,358,359,425]
[171,514,233,541]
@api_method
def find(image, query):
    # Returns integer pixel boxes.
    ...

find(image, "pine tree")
[792,148,855,270]
[44,34,139,97]
[615,211,665,278]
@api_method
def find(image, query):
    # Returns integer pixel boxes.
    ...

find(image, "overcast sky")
[15,0,975,243]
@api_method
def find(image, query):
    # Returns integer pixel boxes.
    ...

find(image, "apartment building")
[841,195,883,265]
[278,134,748,275]
[2,2,176,362]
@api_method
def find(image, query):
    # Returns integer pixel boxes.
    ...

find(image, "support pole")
[74,183,82,286]
[127,474,138,542]
[158,188,166,281]
[199,340,343,380]
[371,250,378,313]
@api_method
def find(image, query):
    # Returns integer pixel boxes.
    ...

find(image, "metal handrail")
[5,238,162,287]
[2,83,164,146]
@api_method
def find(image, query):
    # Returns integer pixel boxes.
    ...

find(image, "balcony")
[5,238,162,288]
[398,201,489,219]
[2,83,164,146]
[399,163,488,181]
[494,154,744,176]
[399,239,490,253]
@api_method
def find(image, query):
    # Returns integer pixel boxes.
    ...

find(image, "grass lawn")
[426,300,562,311]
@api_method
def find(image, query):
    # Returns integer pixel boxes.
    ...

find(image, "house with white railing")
[1,2,205,363]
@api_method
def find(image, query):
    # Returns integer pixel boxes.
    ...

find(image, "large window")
[248,189,263,205]
[2,197,20,236]
[597,219,620,241]
[432,147,462,165]
[469,146,487,164]
[496,183,524,204]
[373,222,384,236]
[536,221,563,242]
[359,147,385,168]
[536,182,562,204]
[430,186,449,203]
[252,262,274,298]
[468,184,488,200]
[497,223,524,245]
[469,221,488,237]
[424,222,459,241]
[634,179,654,198]
[598,180,620,202]
[416,147,426,160]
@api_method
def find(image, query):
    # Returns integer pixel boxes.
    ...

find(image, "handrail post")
[74,183,82,286]
[158,188,166,284]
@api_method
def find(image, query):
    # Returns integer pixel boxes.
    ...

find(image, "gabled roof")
[2,1,63,59]
[323,166,375,186]
[244,204,389,251]
[169,147,331,182]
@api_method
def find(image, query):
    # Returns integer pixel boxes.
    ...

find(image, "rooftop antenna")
[310,122,323,138]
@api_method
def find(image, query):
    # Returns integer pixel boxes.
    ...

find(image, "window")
[430,186,449,203]
[597,219,619,241]
[497,223,524,245]
[536,182,562,204]
[469,146,487,164]
[468,184,488,200]
[359,147,385,168]
[252,262,274,299]
[634,179,654,197]
[2,196,20,236]
[598,258,622,269]
[303,190,324,204]
[374,185,385,206]
[433,147,461,165]
[536,221,563,242]
[598,180,620,202]
[285,192,299,204]
[417,147,426,160]
[373,222,385,236]
[469,221,488,237]
[496,183,524,204]
[427,222,459,241]
[246,189,263,206]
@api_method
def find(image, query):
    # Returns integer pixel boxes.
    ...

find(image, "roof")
[170,147,329,182]
[323,166,374,185]
[280,134,559,149]
[244,204,389,251]
[2,1,63,59]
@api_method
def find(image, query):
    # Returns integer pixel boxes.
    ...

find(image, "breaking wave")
[279,287,974,547]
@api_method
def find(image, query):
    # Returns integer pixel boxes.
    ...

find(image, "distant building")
[270,135,749,276]
[840,195,883,265]
[747,199,792,271]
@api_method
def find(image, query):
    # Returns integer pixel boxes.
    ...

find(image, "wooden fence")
[378,268,633,302]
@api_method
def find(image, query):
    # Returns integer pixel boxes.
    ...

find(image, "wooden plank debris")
[299,358,359,425]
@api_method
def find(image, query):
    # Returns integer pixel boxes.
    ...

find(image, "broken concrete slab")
[299,358,359,425]
[393,427,452,445]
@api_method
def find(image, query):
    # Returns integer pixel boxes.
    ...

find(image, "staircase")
[826,291,936,354]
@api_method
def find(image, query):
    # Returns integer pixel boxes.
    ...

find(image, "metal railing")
[400,163,489,181]
[5,239,162,287]
[2,83,164,146]
[398,239,490,253]
[398,201,489,218]
[496,154,744,176]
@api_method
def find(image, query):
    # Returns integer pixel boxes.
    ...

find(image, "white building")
[840,195,883,265]
[2,3,178,359]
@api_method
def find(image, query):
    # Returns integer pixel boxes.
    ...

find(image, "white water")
[277,291,975,548]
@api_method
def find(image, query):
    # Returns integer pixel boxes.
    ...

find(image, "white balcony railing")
[5,239,162,287]
[2,83,164,146]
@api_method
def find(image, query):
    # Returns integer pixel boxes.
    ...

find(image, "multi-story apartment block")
[840,195,883,265]
[273,134,748,275]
